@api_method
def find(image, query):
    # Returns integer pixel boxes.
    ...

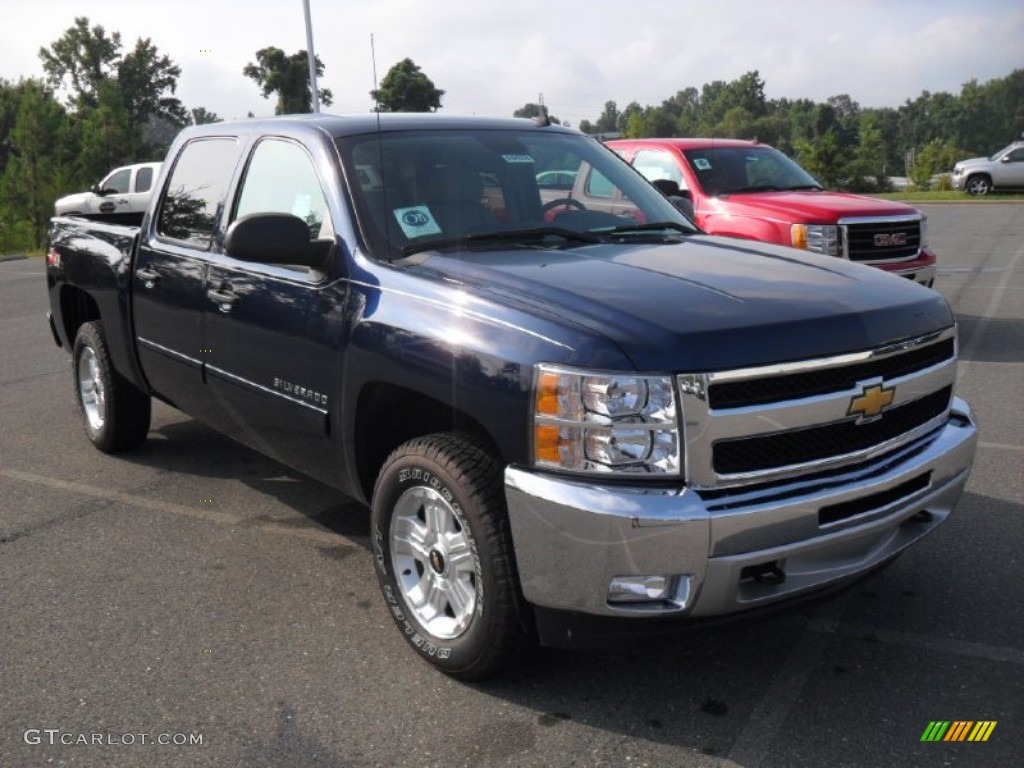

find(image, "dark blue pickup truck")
[46,114,977,679]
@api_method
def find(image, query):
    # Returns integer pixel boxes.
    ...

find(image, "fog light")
[608,575,675,603]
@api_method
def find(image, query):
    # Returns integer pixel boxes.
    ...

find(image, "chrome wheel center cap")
[428,548,446,576]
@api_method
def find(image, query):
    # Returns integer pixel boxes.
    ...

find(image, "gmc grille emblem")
[874,232,907,247]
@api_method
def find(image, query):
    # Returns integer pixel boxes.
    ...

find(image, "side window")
[633,150,685,190]
[157,138,238,248]
[234,139,331,240]
[1006,148,1024,162]
[584,167,615,199]
[102,169,131,194]
[135,167,154,193]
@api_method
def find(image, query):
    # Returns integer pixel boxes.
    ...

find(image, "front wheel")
[965,175,991,196]
[371,433,530,679]
[73,321,151,453]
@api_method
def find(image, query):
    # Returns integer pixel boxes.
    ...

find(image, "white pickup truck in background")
[54,162,162,218]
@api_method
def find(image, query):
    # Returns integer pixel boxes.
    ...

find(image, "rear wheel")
[73,321,151,452]
[371,433,530,679]
[965,175,991,196]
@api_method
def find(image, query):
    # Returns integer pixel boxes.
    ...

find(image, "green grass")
[873,190,1024,202]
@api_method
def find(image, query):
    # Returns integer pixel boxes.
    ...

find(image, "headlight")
[920,216,928,249]
[532,364,680,475]
[791,224,839,256]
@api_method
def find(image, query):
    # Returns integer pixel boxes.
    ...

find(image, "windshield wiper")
[402,226,601,257]
[601,220,694,237]
[723,184,781,194]
[784,183,823,191]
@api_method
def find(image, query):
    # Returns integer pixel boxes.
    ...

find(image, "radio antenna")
[370,33,393,261]
[371,33,381,111]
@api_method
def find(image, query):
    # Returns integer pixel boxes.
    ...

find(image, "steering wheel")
[541,197,586,215]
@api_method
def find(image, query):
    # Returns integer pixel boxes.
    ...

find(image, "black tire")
[965,175,991,196]
[371,433,530,679]
[72,321,151,453]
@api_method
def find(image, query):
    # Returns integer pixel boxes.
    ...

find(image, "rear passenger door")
[133,137,240,421]
[203,137,338,476]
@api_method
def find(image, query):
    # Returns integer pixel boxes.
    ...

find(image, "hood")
[403,235,952,372]
[713,189,920,222]
[953,156,991,169]
[54,191,92,212]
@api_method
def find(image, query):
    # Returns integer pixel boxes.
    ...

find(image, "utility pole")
[303,0,320,113]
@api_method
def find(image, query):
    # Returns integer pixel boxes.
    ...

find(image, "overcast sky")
[3,0,1022,127]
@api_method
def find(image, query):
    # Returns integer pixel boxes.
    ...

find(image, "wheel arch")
[353,382,504,504]
[59,285,101,348]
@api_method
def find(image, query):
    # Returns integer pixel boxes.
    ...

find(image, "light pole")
[303,0,320,113]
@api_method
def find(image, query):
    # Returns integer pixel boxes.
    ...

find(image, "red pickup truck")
[603,138,937,287]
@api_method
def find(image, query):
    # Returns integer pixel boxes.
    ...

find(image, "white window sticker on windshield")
[502,154,535,164]
[394,206,442,238]
[693,158,712,170]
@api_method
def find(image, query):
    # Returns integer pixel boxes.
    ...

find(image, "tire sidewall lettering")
[377,457,485,666]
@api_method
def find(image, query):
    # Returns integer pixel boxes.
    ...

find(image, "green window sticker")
[394,206,442,238]
[502,154,535,164]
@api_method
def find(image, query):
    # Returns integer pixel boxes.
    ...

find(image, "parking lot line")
[0,468,360,548]
[806,618,1024,667]
[956,238,1024,387]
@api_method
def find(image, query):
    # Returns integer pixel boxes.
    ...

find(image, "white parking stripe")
[956,237,1024,386]
[0,468,362,548]
[806,618,1024,666]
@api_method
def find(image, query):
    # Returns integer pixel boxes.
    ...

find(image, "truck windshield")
[335,129,695,261]
[682,146,822,197]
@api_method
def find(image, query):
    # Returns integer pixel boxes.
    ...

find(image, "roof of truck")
[606,138,762,151]
[182,113,580,140]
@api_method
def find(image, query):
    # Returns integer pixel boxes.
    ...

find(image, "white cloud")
[4,0,1021,128]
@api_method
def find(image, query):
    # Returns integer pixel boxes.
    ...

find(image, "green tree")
[243,47,333,115]
[846,114,890,192]
[593,100,620,134]
[39,17,121,111]
[117,37,187,128]
[909,138,964,190]
[513,103,562,126]
[40,17,185,137]
[796,129,844,189]
[0,80,69,250]
[77,80,134,184]
[371,58,443,112]
[190,107,221,125]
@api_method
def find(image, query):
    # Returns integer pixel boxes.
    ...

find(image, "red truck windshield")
[682,146,821,197]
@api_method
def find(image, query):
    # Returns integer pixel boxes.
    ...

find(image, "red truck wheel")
[371,432,530,679]
[72,321,151,453]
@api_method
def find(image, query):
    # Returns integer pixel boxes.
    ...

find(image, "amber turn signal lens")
[534,424,562,463]
[535,371,561,416]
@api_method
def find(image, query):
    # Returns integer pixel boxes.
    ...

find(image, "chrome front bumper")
[505,398,976,619]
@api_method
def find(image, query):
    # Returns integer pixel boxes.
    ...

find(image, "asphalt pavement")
[1,203,1021,767]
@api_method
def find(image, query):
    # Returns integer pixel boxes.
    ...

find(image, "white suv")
[951,141,1024,195]
[55,162,162,216]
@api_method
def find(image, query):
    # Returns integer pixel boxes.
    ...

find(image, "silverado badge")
[848,383,895,423]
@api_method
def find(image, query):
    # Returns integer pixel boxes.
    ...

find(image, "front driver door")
[203,136,342,479]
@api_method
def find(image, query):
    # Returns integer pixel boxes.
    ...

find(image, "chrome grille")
[840,214,922,263]
[678,328,957,489]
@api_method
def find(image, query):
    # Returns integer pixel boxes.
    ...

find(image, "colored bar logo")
[921,721,997,742]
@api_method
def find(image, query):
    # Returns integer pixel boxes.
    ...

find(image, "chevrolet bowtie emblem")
[848,383,896,422]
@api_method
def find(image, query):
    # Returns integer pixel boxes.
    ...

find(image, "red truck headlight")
[791,224,839,256]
